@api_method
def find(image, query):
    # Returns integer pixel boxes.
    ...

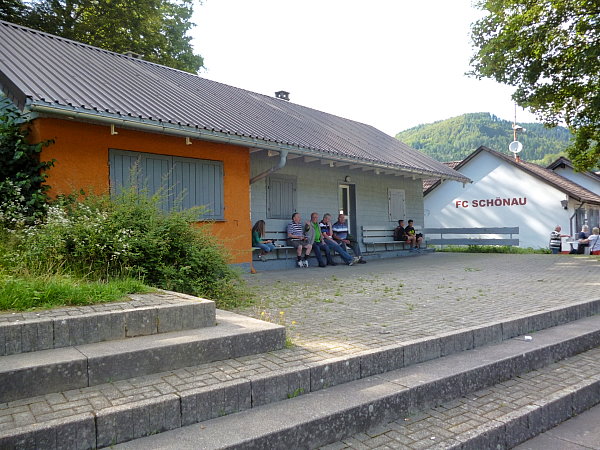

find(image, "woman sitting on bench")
[252,220,276,259]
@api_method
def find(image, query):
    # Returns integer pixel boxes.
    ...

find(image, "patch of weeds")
[405,302,415,311]
[464,267,482,272]
[287,387,305,399]
[321,298,334,303]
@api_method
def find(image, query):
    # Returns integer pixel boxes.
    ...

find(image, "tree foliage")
[0,97,54,228]
[1,0,203,74]
[469,0,600,170]
[396,112,571,164]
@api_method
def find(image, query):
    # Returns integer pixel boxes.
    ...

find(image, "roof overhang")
[28,101,470,183]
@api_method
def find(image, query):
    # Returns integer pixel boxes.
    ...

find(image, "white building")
[424,146,600,249]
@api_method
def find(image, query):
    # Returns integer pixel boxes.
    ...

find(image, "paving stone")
[3,254,600,448]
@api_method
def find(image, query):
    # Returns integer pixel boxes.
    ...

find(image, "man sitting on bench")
[405,219,424,251]
[393,219,409,243]
[332,213,366,263]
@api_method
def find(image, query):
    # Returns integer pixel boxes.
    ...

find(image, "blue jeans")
[324,239,353,263]
[312,241,332,266]
[257,242,276,253]
[550,247,559,254]
[337,239,362,258]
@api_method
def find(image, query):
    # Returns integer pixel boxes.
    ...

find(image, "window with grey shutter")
[109,149,224,220]
[267,175,296,219]
[173,156,224,219]
[388,188,406,222]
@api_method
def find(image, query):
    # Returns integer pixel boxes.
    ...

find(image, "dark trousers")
[313,241,333,265]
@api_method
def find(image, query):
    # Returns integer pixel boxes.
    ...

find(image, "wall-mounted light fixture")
[344,176,352,183]
[186,137,192,145]
[560,199,568,210]
[110,124,118,135]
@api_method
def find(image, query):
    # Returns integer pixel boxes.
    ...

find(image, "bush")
[0,97,54,228]
[438,245,551,254]
[6,188,249,308]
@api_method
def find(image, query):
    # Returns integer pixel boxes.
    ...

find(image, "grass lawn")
[0,274,153,312]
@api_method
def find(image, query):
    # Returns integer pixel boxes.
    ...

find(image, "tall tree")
[0,0,27,23]
[1,0,203,74]
[469,0,600,170]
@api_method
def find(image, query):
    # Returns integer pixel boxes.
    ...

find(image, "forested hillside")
[396,113,572,165]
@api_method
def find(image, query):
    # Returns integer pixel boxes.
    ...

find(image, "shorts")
[289,239,307,248]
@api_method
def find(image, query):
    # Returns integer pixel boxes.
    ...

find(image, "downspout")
[250,150,288,184]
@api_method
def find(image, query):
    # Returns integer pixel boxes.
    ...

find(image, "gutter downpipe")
[249,150,288,184]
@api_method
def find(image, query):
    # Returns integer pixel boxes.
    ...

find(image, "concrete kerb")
[0,292,216,356]
[4,299,598,448]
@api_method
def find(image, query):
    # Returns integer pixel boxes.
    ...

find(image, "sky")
[190,0,539,137]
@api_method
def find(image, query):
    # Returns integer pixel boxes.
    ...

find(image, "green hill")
[395,112,572,165]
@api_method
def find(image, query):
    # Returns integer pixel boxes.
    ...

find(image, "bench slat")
[423,227,519,235]
[427,238,519,246]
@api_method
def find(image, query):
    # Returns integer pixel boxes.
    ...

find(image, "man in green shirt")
[308,212,333,267]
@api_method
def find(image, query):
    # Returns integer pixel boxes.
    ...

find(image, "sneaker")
[319,263,327,268]
[358,257,367,264]
[297,260,303,268]
[352,256,360,264]
[328,261,337,266]
[347,260,354,266]
[302,259,309,268]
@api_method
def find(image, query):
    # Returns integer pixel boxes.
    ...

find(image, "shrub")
[8,188,248,308]
[0,97,54,228]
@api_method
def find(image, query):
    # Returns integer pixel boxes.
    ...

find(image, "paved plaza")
[1,252,599,441]
[240,252,600,362]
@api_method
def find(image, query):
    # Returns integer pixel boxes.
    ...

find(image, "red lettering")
[472,200,479,207]
[486,199,494,207]
[519,197,527,205]
[503,199,511,206]
[511,198,519,205]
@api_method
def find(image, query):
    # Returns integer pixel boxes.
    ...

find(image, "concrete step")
[0,310,285,403]
[326,351,600,449]
[1,311,597,449]
[0,291,216,356]
[110,314,600,450]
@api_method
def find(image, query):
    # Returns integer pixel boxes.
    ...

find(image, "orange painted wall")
[30,118,251,264]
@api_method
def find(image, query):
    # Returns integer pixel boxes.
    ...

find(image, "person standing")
[577,225,590,254]
[549,225,569,254]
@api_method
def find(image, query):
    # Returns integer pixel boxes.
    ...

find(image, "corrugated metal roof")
[425,146,600,205]
[0,20,468,182]
[422,161,461,191]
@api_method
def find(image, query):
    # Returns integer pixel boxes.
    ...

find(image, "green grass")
[438,245,550,254]
[0,274,153,311]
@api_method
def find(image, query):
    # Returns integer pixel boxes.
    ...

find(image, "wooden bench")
[361,225,425,252]
[252,230,295,260]
[422,227,519,246]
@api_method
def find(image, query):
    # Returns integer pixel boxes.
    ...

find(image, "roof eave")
[29,101,469,182]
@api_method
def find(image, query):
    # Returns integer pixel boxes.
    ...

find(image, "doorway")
[338,184,357,237]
